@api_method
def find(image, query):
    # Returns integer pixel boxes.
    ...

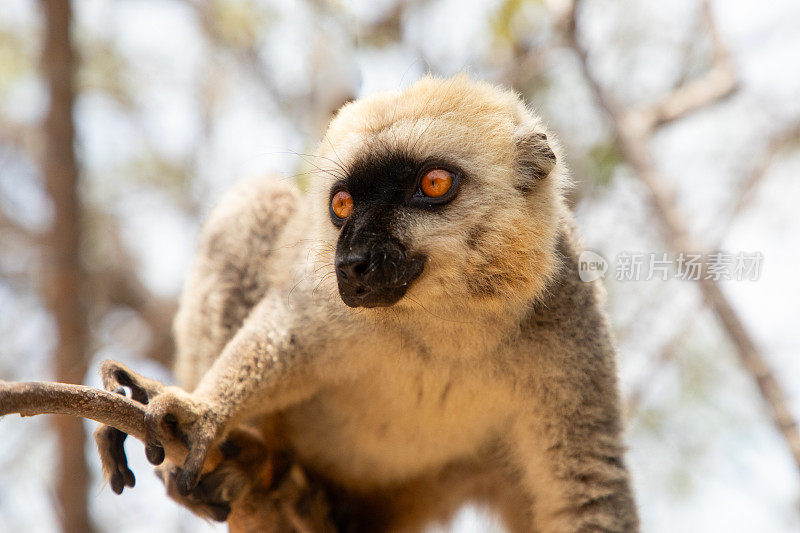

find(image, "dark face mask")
[334,205,427,308]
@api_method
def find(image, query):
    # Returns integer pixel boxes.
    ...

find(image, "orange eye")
[331,190,353,219]
[420,169,453,198]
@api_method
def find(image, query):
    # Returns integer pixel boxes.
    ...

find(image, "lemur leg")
[94,360,166,493]
[172,177,300,391]
[510,419,636,532]
[508,377,638,531]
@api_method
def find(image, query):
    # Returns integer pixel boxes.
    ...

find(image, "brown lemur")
[95,75,639,532]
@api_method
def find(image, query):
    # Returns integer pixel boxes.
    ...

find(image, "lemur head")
[311,75,567,313]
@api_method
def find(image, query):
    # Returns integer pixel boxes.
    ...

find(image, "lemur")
[96,75,639,532]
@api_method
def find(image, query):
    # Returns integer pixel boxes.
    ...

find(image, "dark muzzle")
[335,238,426,308]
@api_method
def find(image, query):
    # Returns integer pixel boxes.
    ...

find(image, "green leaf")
[587,141,623,186]
[491,0,542,46]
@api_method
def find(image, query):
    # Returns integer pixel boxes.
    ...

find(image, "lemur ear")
[514,130,556,193]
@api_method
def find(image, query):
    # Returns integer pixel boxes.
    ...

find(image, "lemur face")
[313,76,563,311]
[328,150,464,308]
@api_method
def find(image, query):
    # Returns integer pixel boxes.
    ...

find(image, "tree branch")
[39,0,94,530]
[1,380,147,440]
[637,1,738,132]
[0,209,40,243]
[0,376,336,532]
[85,215,177,367]
[625,321,690,418]
[642,62,737,131]
[0,380,226,479]
[563,0,800,474]
[723,122,800,230]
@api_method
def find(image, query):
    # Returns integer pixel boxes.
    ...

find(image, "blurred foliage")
[125,153,193,197]
[491,0,545,50]
[587,140,624,186]
[0,29,33,99]
[77,33,135,109]
[207,0,277,49]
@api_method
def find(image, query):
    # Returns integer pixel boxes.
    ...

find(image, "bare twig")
[0,380,147,439]
[0,379,226,478]
[622,121,797,410]
[563,0,800,473]
[623,122,800,411]
[641,62,736,131]
[0,376,334,532]
[724,122,800,229]
[637,1,738,132]
[93,222,177,367]
[625,322,691,418]
[498,43,550,89]
[0,209,40,243]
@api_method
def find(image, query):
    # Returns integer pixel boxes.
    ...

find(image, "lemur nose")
[336,254,370,282]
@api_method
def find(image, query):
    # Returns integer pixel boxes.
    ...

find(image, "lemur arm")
[142,290,338,495]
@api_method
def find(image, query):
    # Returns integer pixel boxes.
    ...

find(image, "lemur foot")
[94,360,165,494]
[156,429,282,522]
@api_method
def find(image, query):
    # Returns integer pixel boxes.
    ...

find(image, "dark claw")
[110,470,125,495]
[176,467,199,496]
[219,439,241,460]
[122,467,136,488]
[206,503,231,522]
[145,443,165,465]
[108,461,135,494]
[268,450,293,491]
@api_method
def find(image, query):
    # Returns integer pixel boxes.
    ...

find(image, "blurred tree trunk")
[39,1,95,532]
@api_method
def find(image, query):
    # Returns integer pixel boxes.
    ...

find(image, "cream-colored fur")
[126,75,637,532]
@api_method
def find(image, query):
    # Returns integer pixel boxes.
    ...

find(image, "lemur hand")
[143,387,225,495]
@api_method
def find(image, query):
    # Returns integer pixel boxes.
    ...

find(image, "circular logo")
[578,250,608,282]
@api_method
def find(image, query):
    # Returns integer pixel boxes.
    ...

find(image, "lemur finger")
[205,502,231,522]
[94,425,136,494]
[144,441,166,465]
[143,394,194,465]
[99,359,165,404]
[161,464,232,522]
[109,470,125,495]
[94,426,119,482]
[143,392,193,465]
[193,467,245,504]
[97,368,139,492]
[95,376,135,488]
[108,426,136,487]
[176,434,214,496]
[143,407,166,465]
